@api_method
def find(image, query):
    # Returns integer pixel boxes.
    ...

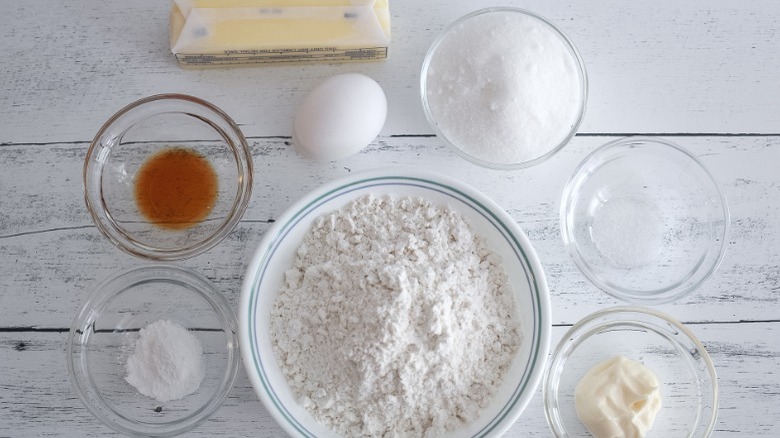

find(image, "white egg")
[293,73,387,161]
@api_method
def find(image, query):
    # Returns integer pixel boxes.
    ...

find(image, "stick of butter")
[170,0,391,66]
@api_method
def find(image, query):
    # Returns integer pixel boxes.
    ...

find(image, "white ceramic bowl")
[240,169,551,437]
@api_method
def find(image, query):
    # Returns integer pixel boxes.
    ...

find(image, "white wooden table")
[2,1,779,436]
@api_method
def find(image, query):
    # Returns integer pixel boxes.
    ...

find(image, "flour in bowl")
[271,194,522,437]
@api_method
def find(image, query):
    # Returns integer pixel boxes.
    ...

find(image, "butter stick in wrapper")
[170,0,391,66]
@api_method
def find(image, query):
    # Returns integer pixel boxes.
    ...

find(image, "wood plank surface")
[1,1,780,144]
[1,136,777,328]
[2,324,778,436]
[1,0,779,436]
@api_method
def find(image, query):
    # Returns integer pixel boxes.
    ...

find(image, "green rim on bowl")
[240,169,551,437]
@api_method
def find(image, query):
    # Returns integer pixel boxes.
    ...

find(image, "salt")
[425,10,583,164]
[591,198,666,268]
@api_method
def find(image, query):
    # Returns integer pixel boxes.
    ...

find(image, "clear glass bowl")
[420,7,588,170]
[67,265,240,436]
[560,137,729,304]
[84,94,253,260]
[543,306,718,438]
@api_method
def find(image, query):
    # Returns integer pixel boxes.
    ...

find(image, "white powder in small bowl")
[125,319,205,402]
[424,9,585,166]
[591,198,666,268]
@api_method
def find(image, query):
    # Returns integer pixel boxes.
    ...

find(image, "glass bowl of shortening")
[240,169,552,437]
[67,265,240,436]
[83,94,253,260]
[560,137,729,304]
[543,306,718,438]
[421,7,587,169]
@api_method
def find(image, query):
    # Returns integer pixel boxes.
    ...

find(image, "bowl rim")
[559,136,730,304]
[66,264,240,437]
[83,93,253,261]
[420,6,588,170]
[542,306,719,438]
[239,168,552,437]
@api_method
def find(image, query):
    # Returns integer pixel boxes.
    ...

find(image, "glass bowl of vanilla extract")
[84,94,253,260]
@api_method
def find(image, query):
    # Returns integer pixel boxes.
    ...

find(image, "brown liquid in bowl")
[134,147,218,230]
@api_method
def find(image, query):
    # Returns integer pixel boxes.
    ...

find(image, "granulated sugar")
[425,10,583,164]
[271,195,522,437]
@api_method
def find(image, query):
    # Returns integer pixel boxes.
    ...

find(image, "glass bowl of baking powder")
[67,264,239,436]
[421,7,588,170]
[241,169,552,437]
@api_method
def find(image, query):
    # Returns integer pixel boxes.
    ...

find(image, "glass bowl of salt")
[420,7,588,169]
[67,264,240,436]
[560,137,729,304]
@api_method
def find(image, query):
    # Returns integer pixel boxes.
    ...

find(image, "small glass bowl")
[560,137,729,304]
[67,265,240,437]
[84,94,253,260]
[543,306,718,437]
[421,7,588,169]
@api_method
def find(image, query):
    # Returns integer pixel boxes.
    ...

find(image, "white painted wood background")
[1,0,778,436]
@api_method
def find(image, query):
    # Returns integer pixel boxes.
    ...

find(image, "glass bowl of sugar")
[560,137,730,304]
[67,265,240,436]
[421,7,588,170]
